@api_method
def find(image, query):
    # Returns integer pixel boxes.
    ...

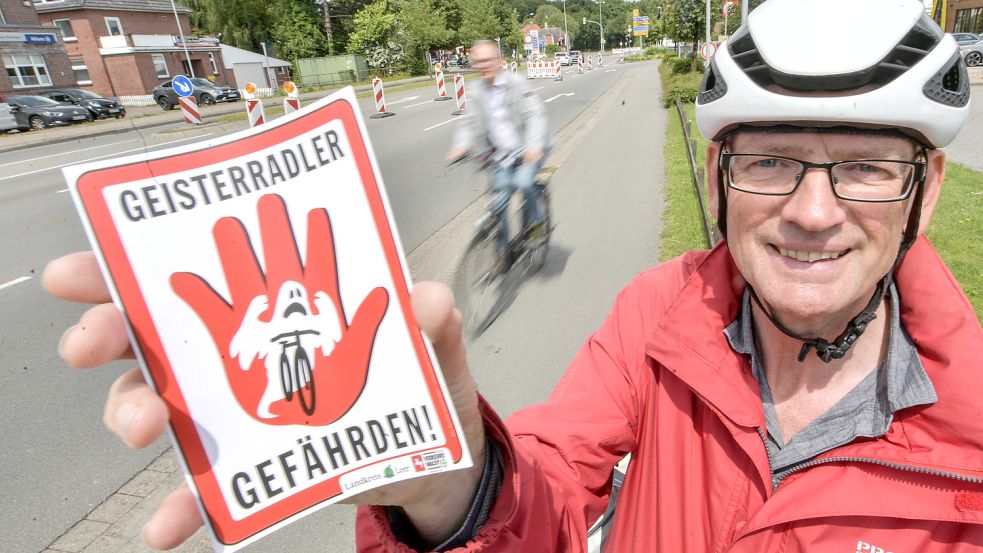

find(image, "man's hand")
[43,253,486,549]
[447,147,470,164]
[523,148,544,166]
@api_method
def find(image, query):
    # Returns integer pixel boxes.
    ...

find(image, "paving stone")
[146,450,180,474]
[86,493,142,524]
[118,468,170,498]
[48,519,109,552]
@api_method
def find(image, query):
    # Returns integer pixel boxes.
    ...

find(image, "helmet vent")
[698,60,728,104]
[923,52,970,108]
[729,14,942,95]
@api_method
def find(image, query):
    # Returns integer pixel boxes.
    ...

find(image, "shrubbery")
[662,86,699,107]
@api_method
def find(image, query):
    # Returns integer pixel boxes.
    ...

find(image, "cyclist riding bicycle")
[447,39,551,269]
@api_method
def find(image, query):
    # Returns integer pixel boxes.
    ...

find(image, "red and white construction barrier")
[588,55,594,71]
[371,77,395,118]
[598,53,604,67]
[452,74,466,115]
[511,61,518,74]
[527,61,563,80]
[178,96,200,125]
[434,67,451,101]
[282,80,300,114]
[553,61,563,81]
[578,57,584,74]
[246,99,265,127]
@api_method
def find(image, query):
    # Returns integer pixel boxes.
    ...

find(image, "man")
[45,0,982,551]
[448,39,550,260]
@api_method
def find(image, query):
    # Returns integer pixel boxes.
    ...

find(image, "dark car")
[7,95,91,131]
[37,88,125,119]
[152,78,240,110]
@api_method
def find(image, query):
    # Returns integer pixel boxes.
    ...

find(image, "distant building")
[33,0,231,98]
[219,44,291,90]
[0,0,76,97]
[945,0,983,33]
[543,27,565,47]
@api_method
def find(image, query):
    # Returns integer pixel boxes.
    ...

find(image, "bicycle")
[452,154,554,338]
[271,329,319,415]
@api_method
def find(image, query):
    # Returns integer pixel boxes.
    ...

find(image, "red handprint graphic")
[170,194,389,426]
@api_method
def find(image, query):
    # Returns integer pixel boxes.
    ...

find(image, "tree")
[395,0,455,74]
[271,0,330,61]
[186,0,273,51]
[348,0,402,69]
[458,0,503,46]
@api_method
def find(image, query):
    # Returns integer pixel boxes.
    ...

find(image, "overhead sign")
[172,75,194,97]
[62,87,472,551]
[633,26,649,37]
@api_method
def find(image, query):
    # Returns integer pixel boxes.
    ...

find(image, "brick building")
[943,0,983,33]
[0,0,76,97]
[33,0,231,98]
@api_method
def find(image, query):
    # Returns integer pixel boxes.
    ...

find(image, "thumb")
[411,282,484,448]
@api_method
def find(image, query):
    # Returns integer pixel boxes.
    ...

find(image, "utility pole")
[562,0,569,50]
[596,0,605,54]
[171,0,195,77]
[323,0,334,56]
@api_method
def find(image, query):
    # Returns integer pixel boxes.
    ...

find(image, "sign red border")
[75,96,464,545]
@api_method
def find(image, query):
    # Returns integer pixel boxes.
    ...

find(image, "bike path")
[42,61,668,553]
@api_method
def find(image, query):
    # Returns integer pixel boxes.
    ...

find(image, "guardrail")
[674,98,720,248]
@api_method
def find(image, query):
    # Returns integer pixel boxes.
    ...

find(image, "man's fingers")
[42,251,111,304]
[103,368,169,449]
[143,483,203,550]
[59,303,134,368]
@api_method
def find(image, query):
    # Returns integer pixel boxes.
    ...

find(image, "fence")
[674,98,720,248]
[296,68,373,88]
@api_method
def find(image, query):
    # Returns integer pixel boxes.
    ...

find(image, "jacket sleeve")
[514,77,550,152]
[355,279,649,552]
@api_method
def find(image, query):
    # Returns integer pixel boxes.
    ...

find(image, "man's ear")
[915,149,946,236]
[706,141,723,216]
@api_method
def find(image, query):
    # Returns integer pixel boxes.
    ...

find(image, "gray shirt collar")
[724,283,937,474]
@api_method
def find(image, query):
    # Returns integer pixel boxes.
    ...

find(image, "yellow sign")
[633,29,649,37]
[283,81,296,95]
[244,82,257,95]
[633,8,639,17]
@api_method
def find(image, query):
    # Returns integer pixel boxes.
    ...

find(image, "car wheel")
[29,116,47,131]
[157,96,173,111]
[967,51,983,67]
[199,94,215,106]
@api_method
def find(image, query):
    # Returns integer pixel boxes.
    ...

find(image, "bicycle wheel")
[527,182,552,273]
[455,225,506,337]
[279,352,293,400]
[294,348,315,416]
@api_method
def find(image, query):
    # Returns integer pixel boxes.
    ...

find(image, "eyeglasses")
[720,153,926,202]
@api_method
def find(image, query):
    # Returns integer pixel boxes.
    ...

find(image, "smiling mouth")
[776,246,850,263]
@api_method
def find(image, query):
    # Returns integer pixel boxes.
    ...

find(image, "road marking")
[56,188,70,194]
[572,74,583,78]
[0,138,142,168]
[544,93,575,103]
[387,95,421,106]
[532,86,545,92]
[0,276,31,291]
[0,134,213,183]
[423,118,462,132]
[404,100,435,109]
[605,69,616,73]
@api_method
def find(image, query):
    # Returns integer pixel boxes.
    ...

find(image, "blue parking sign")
[172,75,194,97]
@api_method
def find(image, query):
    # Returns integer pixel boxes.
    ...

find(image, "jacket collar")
[645,237,983,477]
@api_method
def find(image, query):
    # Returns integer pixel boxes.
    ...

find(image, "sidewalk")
[0,74,437,155]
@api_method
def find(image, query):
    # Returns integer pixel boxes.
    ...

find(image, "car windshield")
[67,89,102,100]
[11,95,59,107]
[191,78,216,87]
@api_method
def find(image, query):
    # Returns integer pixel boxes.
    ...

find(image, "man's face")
[471,43,501,81]
[717,131,925,336]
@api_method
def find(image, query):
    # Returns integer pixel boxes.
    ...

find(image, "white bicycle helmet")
[696,0,970,148]
[694,0,970,363]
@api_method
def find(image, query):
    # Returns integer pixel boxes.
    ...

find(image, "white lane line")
[604,69,616,73]
[544,93,575,103]
[572,74,583,78]
[423,118,462,132]
[386,95,421,106]
[0,276,31,291]
[0,134,213,183]
[532,86,545,92]
[56,188,69,194]
[404,100,436,109]
[0,138,141,169]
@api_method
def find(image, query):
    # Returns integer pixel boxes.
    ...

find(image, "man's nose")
[780,167,847,232]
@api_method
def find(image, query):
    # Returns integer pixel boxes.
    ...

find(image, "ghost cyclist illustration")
[170,194,389,426]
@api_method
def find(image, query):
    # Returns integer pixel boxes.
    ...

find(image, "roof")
[543,27,564,36]
[219,44,291,69]
[33,0,192,14]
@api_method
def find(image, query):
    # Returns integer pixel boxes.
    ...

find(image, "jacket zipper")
[755,427,779,491]
[773,455,983,488]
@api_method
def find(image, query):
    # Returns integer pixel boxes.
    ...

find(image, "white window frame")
[0,7,6,25]
[105,17,124,36]
[152,53,169,78]
[52,19,76,42]
[72,63,92,85]
[208,52,218,75]
[4,54,53,88]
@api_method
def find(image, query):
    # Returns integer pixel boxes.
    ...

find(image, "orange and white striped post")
[553,60,564,81]
[370,77,395,118]
[598,52,604,67]
[282,80,300,114]
[451,74,466,116]
[511,61,518,74]
[242,82,265,127]
[434,64,451,101]
[588,55,594,71]
[578,56,584,74]
[178,96,201,125]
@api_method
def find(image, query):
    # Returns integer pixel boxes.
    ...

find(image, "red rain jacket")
[358,237,983,552]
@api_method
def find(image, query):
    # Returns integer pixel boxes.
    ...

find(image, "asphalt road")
[0,63,633,552]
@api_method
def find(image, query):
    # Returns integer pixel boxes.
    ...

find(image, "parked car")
[7,95,91,130]
[953,32,982,46]
[569,50,583,64]
[960,41,983,67]
[555,51,573,66]
[152,78,240,110]
[37,88,125,119]
[0,96,17,132]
